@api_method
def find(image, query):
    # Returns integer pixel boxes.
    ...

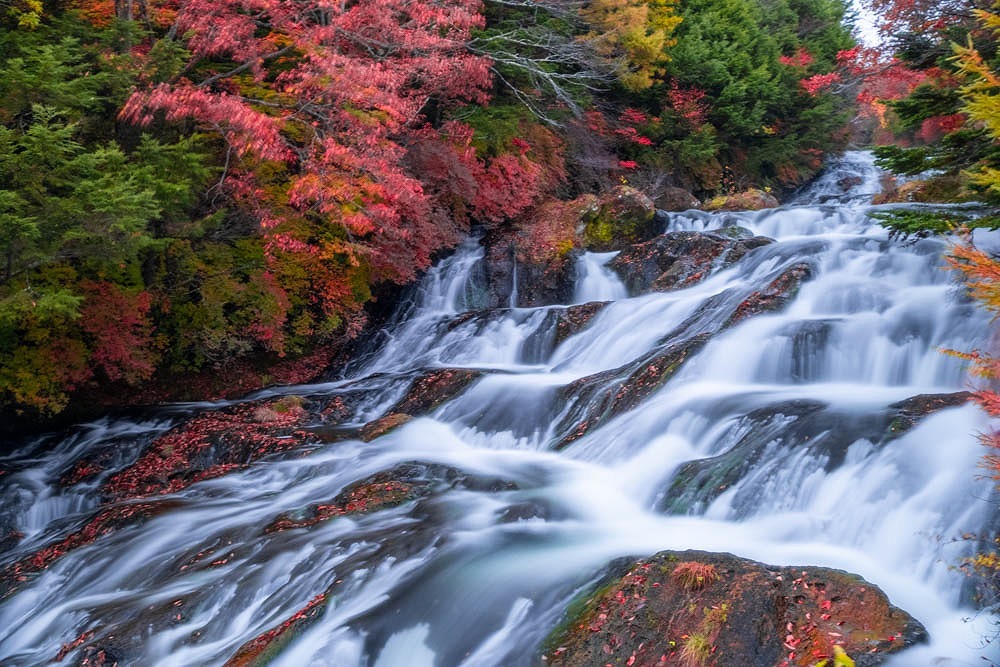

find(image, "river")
[0,151,995,665]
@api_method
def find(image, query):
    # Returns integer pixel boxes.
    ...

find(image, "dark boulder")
[583,186,658,252]
[555,334,710,448]
[655,186,701,212]
[885,392,971,440]
[482,229,577,308]
[609,231,773,295]
[727,262,813,325]
[542,550,926,667]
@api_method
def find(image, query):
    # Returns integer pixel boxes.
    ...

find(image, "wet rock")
[709,224,756,240]
[583,186,658,252]
[496,500,557,523]
[389,368,482,416]
[655,186,701,212]
[265,470,420,533]
[727,262,813,325]
[101,397,317,502]
[355,368,481,441]
[553,301,609,346]
[660,400,831,515]
[703,188,780,211]
[514,301,611,364]
[555,334,710,448]
[542,550,926,667]
[482,196,599,308]
[360,412,414,442]
[838,175,864,190]
[225,593,329,667]
[482,230,577,308]
[608,231,773,295]
[885,392,972,440]
[264,462,518,535]
[660,392,975,516]
[0,500,177,600]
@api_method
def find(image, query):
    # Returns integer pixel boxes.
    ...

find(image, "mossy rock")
[703,188,780,212]
[542,550,926,667]
[583,186,657,251]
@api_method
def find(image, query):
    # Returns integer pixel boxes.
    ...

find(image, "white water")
[0,152,996,666]
[573,251,627,303]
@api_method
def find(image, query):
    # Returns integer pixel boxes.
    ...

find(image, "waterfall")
[0,152,995,666]
[573,251,627,303]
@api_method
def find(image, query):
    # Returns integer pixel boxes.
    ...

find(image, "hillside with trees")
[0,0,858,423]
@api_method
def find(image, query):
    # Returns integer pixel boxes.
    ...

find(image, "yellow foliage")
[579,0,683,91]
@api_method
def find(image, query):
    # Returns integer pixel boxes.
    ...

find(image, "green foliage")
[870,209,1000,240]
[615,0,856,191]
[0,15,220,415]
[679,632,712,667]
[891,84,962,130]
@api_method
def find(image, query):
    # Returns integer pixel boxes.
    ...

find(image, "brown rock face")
[727,262,813,325]
[554,301,610,346]
[543,550,927,667]
[102,397,315,503]
[389,368,482,416]
[703,189,780,211]
[609,231,773,295]
[655,186,701,212]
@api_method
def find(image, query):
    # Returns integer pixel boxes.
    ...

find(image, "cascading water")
[0,151,996,666]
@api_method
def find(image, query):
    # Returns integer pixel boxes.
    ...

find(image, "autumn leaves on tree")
[0,0,857,418]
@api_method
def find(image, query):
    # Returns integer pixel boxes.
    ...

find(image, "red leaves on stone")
[103,400,311,502]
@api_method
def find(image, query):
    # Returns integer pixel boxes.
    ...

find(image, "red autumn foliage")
[665,81,709,127]
[119,0,494,311]
[619,108,650,126]
[946,240,1000,486]
[79,281,158,384]
[862,0,972,35]
[800,73,842,96]
[472,153,546,224]
[779,48,814,69]
[916,113,967,143]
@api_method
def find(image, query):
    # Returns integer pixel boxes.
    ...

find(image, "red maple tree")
[120,0,494,328]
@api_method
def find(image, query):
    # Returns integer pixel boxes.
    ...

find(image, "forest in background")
[0,0,997,433]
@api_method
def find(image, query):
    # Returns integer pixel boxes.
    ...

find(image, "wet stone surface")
[542,550,926,667]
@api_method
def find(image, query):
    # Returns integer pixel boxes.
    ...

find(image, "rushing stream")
[0,152,997,665]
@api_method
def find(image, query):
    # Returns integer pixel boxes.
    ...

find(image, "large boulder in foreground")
[543,550,926,667]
